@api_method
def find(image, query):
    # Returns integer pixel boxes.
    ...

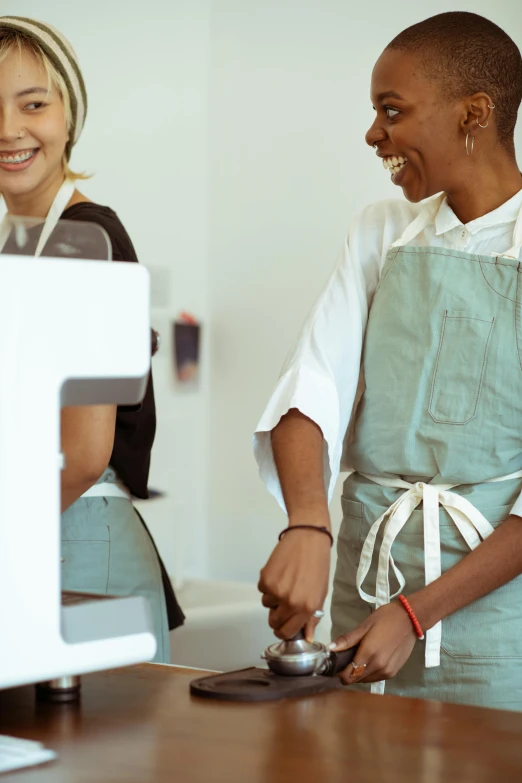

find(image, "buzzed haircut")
[387,12,522,153]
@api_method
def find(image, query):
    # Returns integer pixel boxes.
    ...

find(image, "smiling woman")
[0,17,184,662]
[254,11,522,711]
[0,23,87,202]
[366,16,522,210]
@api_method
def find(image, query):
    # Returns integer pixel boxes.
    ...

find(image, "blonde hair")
[0,30,89,180]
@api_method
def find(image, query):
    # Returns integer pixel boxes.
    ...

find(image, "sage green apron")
[332,197,522,711]
[61,467,170,663]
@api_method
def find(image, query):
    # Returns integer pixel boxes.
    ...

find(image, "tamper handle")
[322,645,358,677]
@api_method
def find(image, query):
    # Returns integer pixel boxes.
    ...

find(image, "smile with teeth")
[0,149,37,164]
[382,155,408,175]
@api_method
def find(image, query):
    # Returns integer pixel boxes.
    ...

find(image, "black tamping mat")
[190,667,344,703]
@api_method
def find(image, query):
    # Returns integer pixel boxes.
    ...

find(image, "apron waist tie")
[355,469,522,695]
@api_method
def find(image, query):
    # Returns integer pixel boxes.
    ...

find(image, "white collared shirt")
[253,188,522,515]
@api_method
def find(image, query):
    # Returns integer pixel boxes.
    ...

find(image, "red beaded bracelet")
[398,594,425,640]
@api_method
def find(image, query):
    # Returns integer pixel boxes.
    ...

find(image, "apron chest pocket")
[429,310,495,425]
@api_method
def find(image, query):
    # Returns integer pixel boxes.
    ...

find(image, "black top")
[2,201,184,629]
[61,202,155,499]
[61,202,184,631]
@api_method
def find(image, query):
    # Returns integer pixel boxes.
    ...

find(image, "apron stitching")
[398,248,518,266]
[376,247,401,292]
[399,249,472,259]
[402,249,522,274]
[516,272,522,371]
[105,525,111,595]
[447,315,494,323]
[479,259,517,302]
[429,315,495,425]
[429,313,449,416]
[441,643,522,660]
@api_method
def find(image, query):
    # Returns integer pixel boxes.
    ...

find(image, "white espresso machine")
[0,219,157,701]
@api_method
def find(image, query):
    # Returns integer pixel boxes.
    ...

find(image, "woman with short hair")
[255,11,522,710]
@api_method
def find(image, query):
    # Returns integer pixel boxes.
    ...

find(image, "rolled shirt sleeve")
[253,199,417,512]
[510,493,522,518]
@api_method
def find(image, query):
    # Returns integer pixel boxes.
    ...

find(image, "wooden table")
[1,664,521,782]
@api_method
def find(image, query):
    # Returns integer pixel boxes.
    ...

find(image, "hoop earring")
[466,133,475,156]
[477,119,489,129]
[488,103,495,109]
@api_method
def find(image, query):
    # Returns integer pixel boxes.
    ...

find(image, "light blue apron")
[332,196,522,710]
[62,468,170,663]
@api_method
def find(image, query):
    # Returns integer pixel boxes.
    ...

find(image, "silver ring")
[313,610,325,618]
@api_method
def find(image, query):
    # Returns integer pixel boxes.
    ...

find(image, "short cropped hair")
[387,12,522,152]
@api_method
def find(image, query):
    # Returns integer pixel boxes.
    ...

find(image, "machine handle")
[322,645,358,677]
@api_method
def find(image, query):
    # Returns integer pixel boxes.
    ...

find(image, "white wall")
[207,0,522,582]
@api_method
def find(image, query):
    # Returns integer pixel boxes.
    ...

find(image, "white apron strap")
[500,197,522,260]
[356,469,522,693]
[34,179,76,256]
[0,178,76,256]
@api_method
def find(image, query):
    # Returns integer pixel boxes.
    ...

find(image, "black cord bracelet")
[278,525,334,548]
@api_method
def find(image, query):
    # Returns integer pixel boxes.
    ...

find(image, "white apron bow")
[356,470,522,694]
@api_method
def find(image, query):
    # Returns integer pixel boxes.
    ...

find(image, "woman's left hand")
[331,602,418,685]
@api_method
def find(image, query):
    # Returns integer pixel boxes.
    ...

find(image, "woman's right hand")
[258,527,331,641]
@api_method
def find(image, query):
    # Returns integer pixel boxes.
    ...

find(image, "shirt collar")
[434,187,522,236]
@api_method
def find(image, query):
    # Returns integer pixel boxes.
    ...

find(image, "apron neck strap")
[498,199,522,261]
[34,179,76,256]
[0,178,76,257]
